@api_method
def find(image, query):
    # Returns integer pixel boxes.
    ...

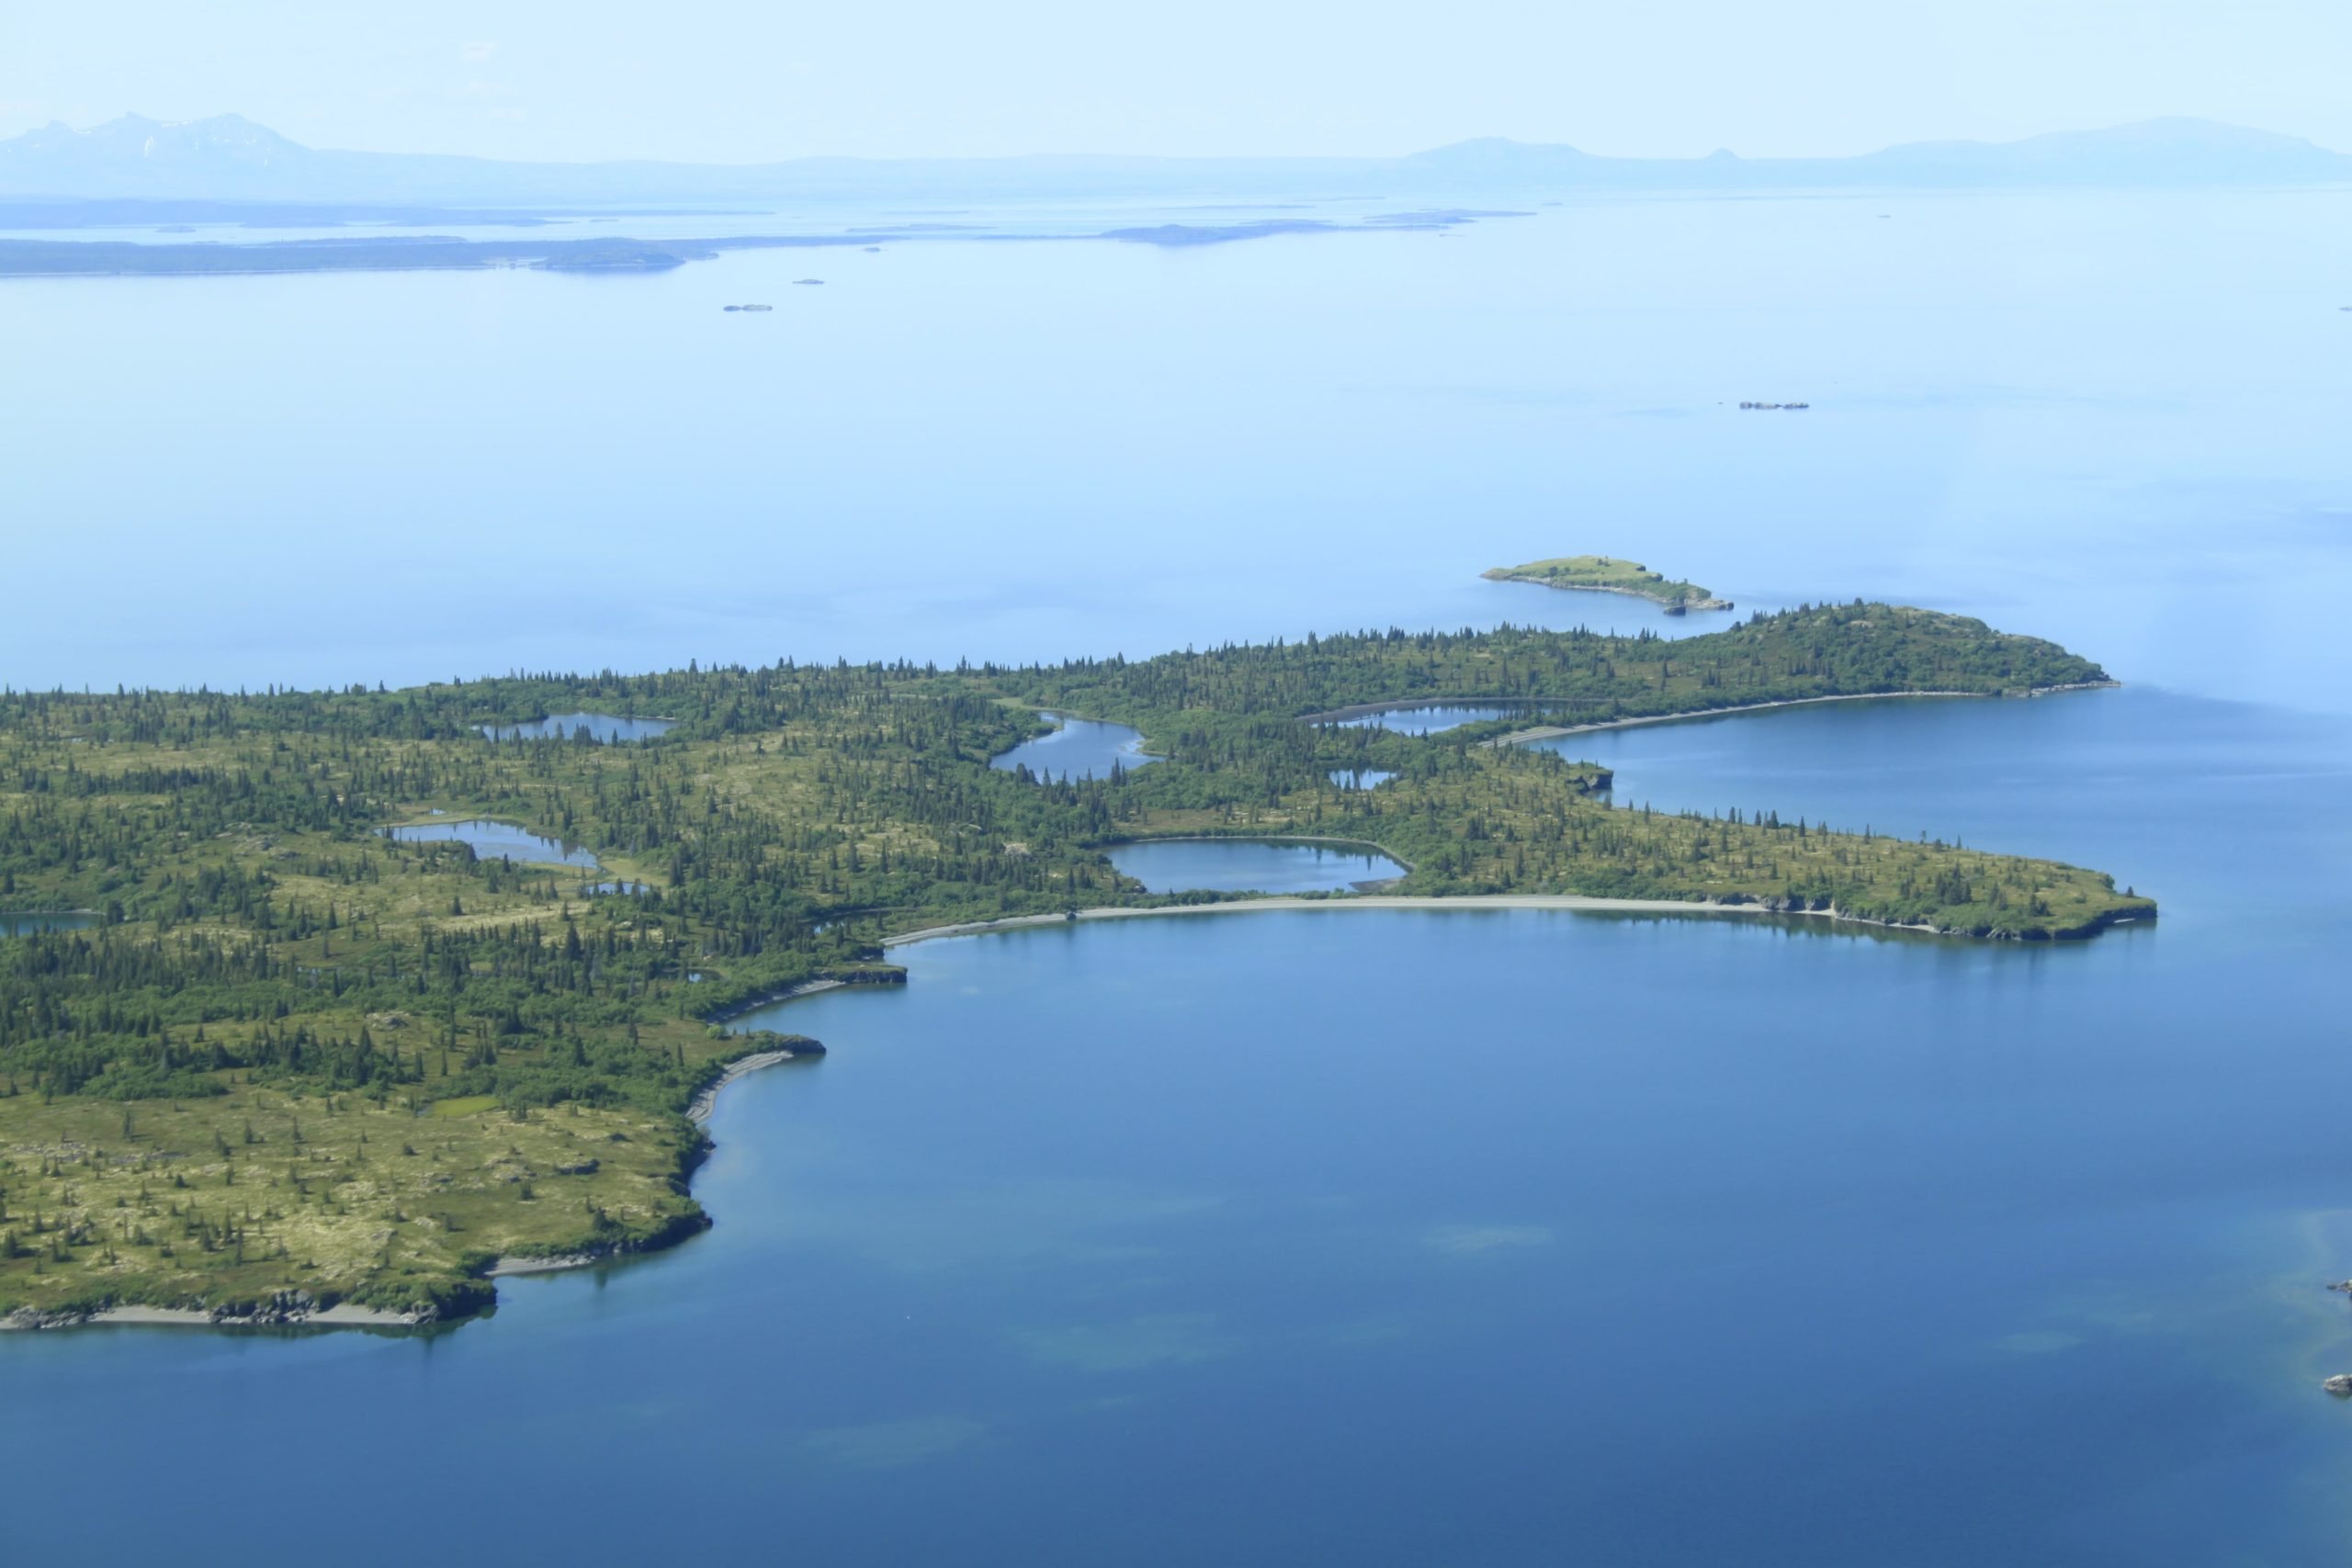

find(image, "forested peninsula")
[0,603,2152,1328]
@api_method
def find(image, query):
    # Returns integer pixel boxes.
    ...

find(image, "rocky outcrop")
[2324,1374,2352,1397]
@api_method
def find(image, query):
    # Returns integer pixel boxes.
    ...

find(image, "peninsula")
[1482,555,1733,613]
[0,602,2150,1329]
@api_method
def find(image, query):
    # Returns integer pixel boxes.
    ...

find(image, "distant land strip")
[0,211,1529,278]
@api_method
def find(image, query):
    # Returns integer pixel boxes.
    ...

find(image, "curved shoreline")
[872,890,2132,949]
[14,885,2149,1330]
[10,682,2139,1333]
[1480,682,2121,749]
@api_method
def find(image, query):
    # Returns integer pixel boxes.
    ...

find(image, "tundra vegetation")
[0,603,2150,1322]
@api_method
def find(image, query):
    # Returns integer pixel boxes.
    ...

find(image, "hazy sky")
[4,0,2346,163]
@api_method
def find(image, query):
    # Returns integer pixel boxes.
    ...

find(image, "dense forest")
[0,604,2150,1325]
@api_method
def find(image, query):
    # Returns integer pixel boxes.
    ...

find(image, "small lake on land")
[480,713,675,744]
[0,912,93,937]
[1328,768,1396,790]
[1328,704,1525,735]
[1108,839,1405,894]
[382,819,602,868]
[990,714,1159,781]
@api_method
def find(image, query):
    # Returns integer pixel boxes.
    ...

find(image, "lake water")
[1328,767,1397,790]
[1329,703,1527,734]
[5,186,2352,1562]
[12,186,2350,715]
[0,911,93,937]
[1108,839,1407,893]
[989,713,1159,781]
[383,818,602,868]
[481,711,676,744]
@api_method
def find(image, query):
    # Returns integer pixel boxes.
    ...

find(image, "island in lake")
[0,601,2148,1330]
[1482,554,1733,613]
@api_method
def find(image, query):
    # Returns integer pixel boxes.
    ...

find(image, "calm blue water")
[383,818,602,868]
[1328,767,1397,790]
[5,188,2352,1562]
[12,187,2351,714]
[481,711,676,743]
[990,713,1159,781]
[1329,703,1526,735]
[1109,839,1407,893]
[0,911,93,937]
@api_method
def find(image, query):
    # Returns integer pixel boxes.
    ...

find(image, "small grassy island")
[1483,554,1733,613]
[0,603,2149,1329]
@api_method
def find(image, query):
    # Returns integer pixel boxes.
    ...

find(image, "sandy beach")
[879,892,1802,949]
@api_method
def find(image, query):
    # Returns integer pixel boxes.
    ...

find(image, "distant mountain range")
[4,113,2347,205]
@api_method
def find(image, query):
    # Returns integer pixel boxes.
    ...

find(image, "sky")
[3,0,2348,164]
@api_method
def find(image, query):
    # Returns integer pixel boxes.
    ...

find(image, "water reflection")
[991,713,1159,781]
[1109,838,1405,894]
[383,819,601,868]
[481,712,675,744]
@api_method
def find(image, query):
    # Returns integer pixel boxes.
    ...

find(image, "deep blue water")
[990,713,1159,781]
[4,187,2352,1562]
[481,711,676,744]
[1109,839,1407,893]
[383,818,602,868]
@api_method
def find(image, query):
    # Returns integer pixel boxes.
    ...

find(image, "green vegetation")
[1482,554,1730,610]
[0,603,2150,1325]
